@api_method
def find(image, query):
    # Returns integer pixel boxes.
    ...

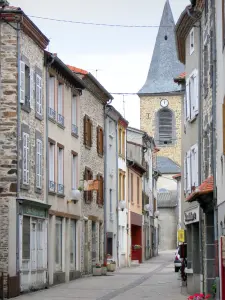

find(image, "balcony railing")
[48,107,56,120]
[57,114,64,127]
[49,180,56,192]
[58,184,64,195]
[72,124,78,135]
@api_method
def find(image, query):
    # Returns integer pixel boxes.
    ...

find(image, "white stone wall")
[158,208,177,250]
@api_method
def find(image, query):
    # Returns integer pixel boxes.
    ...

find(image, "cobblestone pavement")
[16,251,187,300]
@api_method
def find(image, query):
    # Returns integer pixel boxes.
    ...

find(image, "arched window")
[156,108,174,145]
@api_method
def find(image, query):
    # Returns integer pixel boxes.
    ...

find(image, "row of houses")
[174,0,225,298]
[0,2,160,297]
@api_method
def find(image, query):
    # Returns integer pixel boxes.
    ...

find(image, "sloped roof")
[157,156,180,174]
[157,190,177,208]
[186,176,213,202]
[67,65,88,75]
[138,0,184,95]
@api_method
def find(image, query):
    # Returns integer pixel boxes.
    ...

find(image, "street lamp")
[67,189,81,203]
[119,200,126,211]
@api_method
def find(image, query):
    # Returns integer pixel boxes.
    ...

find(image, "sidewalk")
[15,251,187,300]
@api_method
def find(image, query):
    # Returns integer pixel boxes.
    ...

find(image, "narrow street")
[16,251,187,300]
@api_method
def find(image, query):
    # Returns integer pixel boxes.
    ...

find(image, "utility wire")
[28,15,173,28]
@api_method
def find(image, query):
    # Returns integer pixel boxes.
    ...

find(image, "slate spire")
[138,0,184,95]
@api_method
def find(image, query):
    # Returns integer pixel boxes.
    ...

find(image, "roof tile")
[67,65,88,75]
[186,176,213,202]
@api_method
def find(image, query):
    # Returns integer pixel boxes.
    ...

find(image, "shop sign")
[23,205,46,218]
[178,229,185,243]
[184,206,199,225]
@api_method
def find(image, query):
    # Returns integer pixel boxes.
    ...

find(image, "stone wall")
[79,87,105,273]
[140,94,182,166]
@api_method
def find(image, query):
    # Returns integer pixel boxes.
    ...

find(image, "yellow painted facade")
[140,94,182,166]
[128,168,142,216]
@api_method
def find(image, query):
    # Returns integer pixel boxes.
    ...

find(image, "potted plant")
[188,294,211,300]
[133,245,142,250]
[107,260,116,272]
[101,263,107,275]
[92,263,102,276]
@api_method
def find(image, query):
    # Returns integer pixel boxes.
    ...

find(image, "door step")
[131,260,140,267]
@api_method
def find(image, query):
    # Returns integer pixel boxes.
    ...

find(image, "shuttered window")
[97,126,104,156]
[23,132,29,185]
[36,139,42,189]
[158,108,173,145]
[84,167,93,203]
[22,216,30,259]
[84,115,92,148]
[36,74,42,115]
[97,174,104,206]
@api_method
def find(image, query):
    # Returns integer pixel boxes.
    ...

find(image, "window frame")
[72,152,77,190]
[70,220,76,270]
[84,167,93,203]
[36,139,42,189]
[49,141,55,193]
[97,174,104,206]
[55,217,62,271]
[57,145,64,195]
[97,126,104,156]
[48,75,56,120]
[22,132,29,185]
[157,108,174,146]
[84,115,93,148]
[137,177,140,205]
[36,74,42,116]
[186,69,199,122]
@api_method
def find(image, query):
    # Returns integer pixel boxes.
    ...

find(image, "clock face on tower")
[160,99,169,108]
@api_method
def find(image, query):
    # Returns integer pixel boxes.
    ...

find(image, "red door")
[131,225,142,263]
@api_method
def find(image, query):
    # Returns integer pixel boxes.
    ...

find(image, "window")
[186,69,199,121]
[72,96,78,135]
[72,154,77,189]
[70,220,76,269]
[36,74,42,116]
[92,222,96,260]
[118,127,125,156]
[55,218,62,271]
[49,142,55,192]
[184,144,199,194]
[57,83,64,126]
[22,132,29,185]
[83,115,92,148]
[119,128,122,154]
[122,130,125,156]
[20,61,32,108]
[36,139,42,189]
[190,28,194,55]
[119,171,125,201]
[57,146,64,194]
[97,174,104,206]
[97,126,104,156]
[131,173,133,202]
[22,216,30,260]
[137,177,140,205]
[157,108,173,145]
[84,167,93,203]
[49,76,56,119]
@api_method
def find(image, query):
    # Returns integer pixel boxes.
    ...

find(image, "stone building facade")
[68,66,113,274]
[0,6,49,297]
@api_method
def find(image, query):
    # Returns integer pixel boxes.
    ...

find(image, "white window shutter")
[187,150,191,193]
[195,144,199,186]
[23,132,29,184]
[20,61,25,104]
[30,69,34,109]
[184,156,187,192]
[36,139,42,189]
[194,70,199,115]
[36,75,42,115]
[186,79,190,121]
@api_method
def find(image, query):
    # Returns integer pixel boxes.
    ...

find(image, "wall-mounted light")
[118,200,126,211]
[154,210,160,218]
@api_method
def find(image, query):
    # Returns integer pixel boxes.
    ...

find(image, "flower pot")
[93,267,102,276]
[101,267,107,275]
[107,263,116,272]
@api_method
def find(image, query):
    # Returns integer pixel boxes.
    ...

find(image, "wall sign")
[184,206,199,225]
[23,205,47,218]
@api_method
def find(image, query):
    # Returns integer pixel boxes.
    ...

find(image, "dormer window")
[190,28,195,55]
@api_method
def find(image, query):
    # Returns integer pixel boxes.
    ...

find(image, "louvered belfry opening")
[158,108,173,145]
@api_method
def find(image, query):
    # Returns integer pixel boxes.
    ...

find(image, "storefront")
[184,205,200,295]
[18,199,50,292]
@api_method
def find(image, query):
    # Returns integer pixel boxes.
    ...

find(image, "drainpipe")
[16,21,21,275]
[116,123,119,267]
[211,0,219,297]
[103,106,108,265]
[197,19,204,295]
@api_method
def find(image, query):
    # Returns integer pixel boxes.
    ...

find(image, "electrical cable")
[28,15,174,28]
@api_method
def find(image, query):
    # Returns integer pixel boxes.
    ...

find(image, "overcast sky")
[11,0,189,128]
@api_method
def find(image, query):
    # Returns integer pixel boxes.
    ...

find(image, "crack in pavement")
[97,261,172,300]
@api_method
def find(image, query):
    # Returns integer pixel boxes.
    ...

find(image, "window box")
[49,181,56,193]
[48,107,56,120]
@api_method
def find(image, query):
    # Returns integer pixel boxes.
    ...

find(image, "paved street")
[16,251,187,300]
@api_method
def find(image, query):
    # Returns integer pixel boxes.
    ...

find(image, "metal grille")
[158,109,173,145]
